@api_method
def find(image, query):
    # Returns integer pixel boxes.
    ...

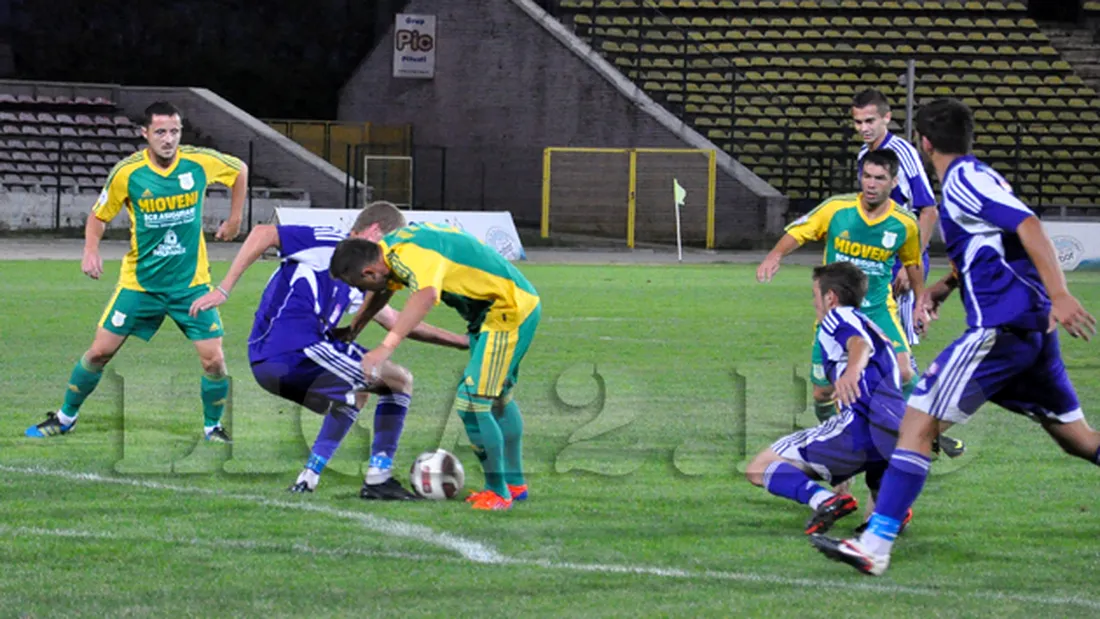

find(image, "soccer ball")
[409,449,465,500]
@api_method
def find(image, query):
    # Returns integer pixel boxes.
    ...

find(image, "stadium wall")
[337,0,788,248]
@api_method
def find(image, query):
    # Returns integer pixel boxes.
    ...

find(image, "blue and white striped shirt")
[939,155,1050,331]
[816,306,905,429]
[248,225,363,362]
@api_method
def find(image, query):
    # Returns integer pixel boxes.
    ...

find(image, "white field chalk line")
[6,465,1100,612]
[0,465,501,563]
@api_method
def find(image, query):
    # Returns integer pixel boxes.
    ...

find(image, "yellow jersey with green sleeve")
[785,193,921,312]
[92,146,243,292]
[379,223,540,333]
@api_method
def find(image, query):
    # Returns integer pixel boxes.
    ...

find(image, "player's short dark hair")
[813,262,868,308]
[142,101,182,127]
[915,97,973,155]
[852,89,891,116]
[329,237,382,281]
[351,201,406,234]
[861,149,900,179]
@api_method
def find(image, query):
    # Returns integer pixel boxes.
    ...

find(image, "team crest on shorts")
[111,310,127,328]
[881,231,897,248]
[178,172,195,190]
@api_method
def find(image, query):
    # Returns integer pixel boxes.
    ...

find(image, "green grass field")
[2,258,1099,618]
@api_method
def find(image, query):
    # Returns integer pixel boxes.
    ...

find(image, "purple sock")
[763,461,829,506]
[311,404,359,461]
[371,392,410,459]
[1094,446,1100,466]
[874,449,931,522]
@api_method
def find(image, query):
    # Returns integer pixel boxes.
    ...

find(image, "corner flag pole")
[673,178,686,262]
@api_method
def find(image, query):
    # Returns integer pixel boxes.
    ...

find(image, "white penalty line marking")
[4,465,1100,611]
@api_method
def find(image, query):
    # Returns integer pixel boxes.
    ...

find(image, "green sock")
[902,375,919,400]
[472,410,508,498]
[61,356,105,417]
[459,410,485,460]
[494,397,525,487]
[201,374,230,429]
[813,399,836,423]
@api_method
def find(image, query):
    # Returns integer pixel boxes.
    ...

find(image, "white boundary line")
[4,465,1100,611]
[0,465,501,563]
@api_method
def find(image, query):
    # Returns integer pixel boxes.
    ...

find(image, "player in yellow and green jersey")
[26,101,249,442]
[329,223,541,511]
[757,150,929,421]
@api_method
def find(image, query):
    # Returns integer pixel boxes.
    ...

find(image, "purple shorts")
[250,339,370,415]
[770,410,899,485]
[909,327,1083,425]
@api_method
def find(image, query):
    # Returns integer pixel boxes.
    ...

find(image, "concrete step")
[1061,50,1100,63]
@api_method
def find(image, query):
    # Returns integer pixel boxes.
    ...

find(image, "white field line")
[4,465,1100,612]
[0,464,501,563]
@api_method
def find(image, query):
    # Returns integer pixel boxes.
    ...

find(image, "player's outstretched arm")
[833,335,870,406]
[904,263,930,333]
[1016,216,1097,340]
[757,233,801,282]
[373,305,467,350]
[82,214,107,280]
[188,223,278,317]
[360,288,439,380]
[332,289,395,342]
[917,207,939,255]
[215,163,249,241]
[919,269,958,322]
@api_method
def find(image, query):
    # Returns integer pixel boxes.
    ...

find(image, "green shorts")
[456,304,541,408]
[810,303,909,386]
[99,285,224,342]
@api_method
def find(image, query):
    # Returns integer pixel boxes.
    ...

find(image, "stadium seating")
[561,0,1100,207]
[0,94,147,193]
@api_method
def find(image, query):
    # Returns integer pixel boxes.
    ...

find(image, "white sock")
[56,410,77,426]
[296,469,320,490]
[808,489,835,511]
[365,466,392,485]
[859,531,894,556]
[204,424,219,436]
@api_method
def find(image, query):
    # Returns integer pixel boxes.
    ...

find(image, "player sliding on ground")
[27,101,247,442]
[811,98,1099,577]
[329,223,541,511]
[189,201,469,498]
[746,262,911,536]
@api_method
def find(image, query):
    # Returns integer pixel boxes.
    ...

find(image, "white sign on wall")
[274,208,527,261]
[1043,221,1100,271]
[393,14,437,79]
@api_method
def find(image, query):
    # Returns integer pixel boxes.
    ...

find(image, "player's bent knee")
[380,362,413,394]
[896,407,941,452]
[200,353,227,377]
[745,449,779,486]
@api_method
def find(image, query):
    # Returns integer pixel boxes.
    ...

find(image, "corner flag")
[673,178,686,261]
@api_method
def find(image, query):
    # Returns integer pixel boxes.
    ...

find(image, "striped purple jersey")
[247,225,362,362]
[939,155,1050,331]
[816,306,906,430]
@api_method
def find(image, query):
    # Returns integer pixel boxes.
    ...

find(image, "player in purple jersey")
[812,98,1098,576]
[852,88,966,460]
[747,262,911,536]
[190,202,469,497]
